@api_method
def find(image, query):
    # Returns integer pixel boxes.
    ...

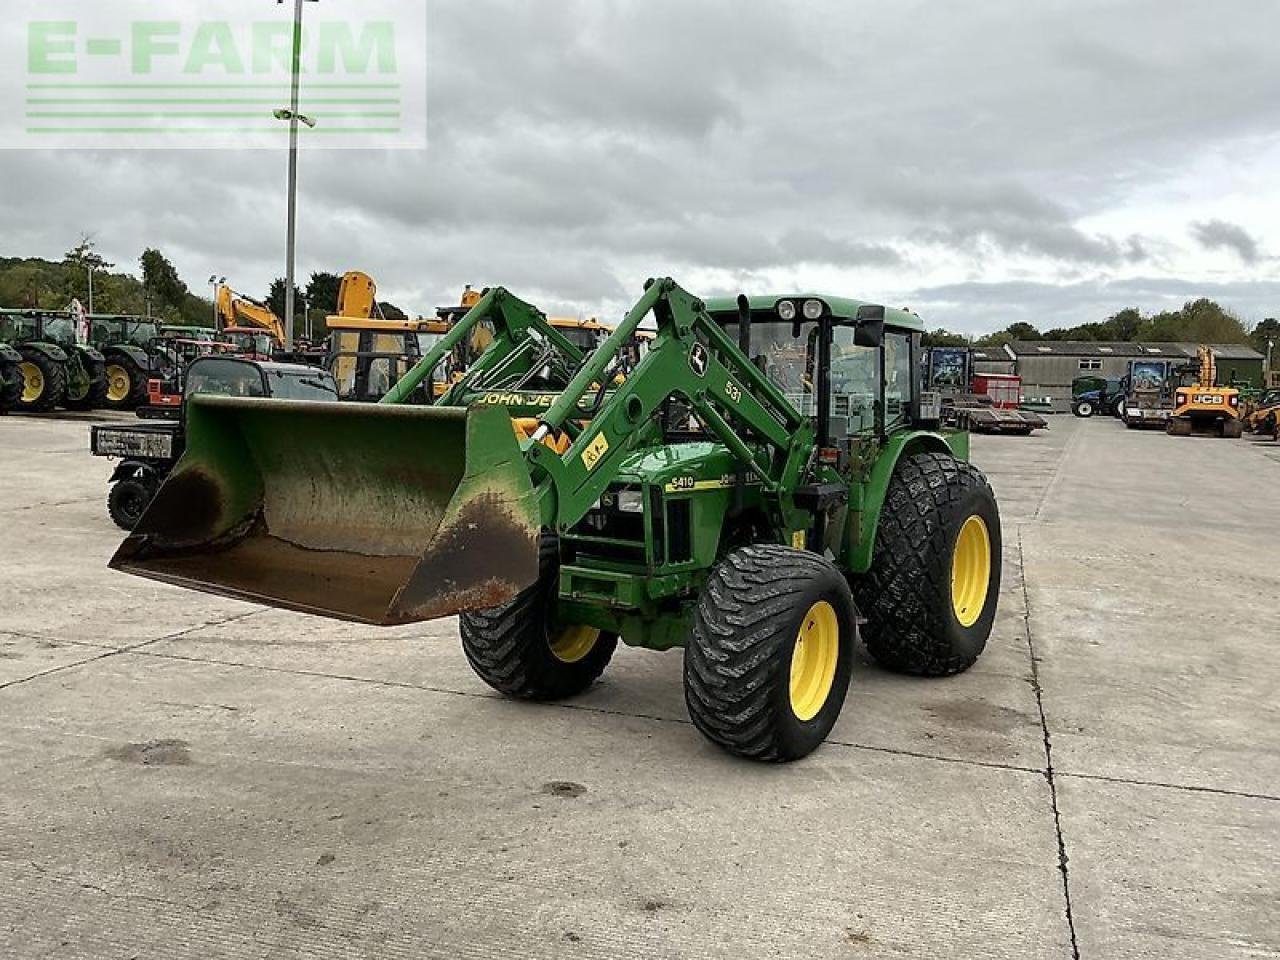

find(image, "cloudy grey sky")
[4,0,1279,334]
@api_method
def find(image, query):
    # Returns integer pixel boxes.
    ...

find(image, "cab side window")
[884,332,913,431]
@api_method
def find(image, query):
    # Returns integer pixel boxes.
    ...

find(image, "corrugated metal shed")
[1007,341,1262,360]
[1005,342,1264,410]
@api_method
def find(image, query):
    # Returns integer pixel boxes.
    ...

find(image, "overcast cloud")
[3,0,1279,334]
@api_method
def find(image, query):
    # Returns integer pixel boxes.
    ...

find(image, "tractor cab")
[222,328,278,360]
[324,317,444,402]
[707,296,920,444]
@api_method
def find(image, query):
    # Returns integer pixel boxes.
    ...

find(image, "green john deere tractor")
[0,308,108,412]
[111,279,1002,761]
[90,315,164,410]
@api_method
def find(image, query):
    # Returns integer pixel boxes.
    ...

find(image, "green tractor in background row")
[0,308,108,412]
[89,315,166,410]
[113,279,1001,762]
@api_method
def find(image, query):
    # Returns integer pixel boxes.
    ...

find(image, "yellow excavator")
[214,284,285,359]
[1167,345,1244,438]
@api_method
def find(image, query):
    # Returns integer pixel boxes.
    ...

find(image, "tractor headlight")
[776,300,797,322]
[615,490,644,514]
[803,299,824,321]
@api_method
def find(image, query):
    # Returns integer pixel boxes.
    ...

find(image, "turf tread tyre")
[684,545,855,762]
[16,348,66,412]
[107,476,156,531]
[459,535,617,701]
[852,451,1000,677]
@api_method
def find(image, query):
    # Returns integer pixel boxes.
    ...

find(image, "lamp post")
[274,0,319,352]
[208,275,226,331]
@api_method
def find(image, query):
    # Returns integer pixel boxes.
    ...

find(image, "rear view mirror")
[854,304,885,348]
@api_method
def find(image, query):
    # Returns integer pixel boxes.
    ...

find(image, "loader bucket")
[109,397,542,625]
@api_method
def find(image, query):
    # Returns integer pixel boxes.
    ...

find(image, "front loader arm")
[525,278,816,534]
[380,287,586,406]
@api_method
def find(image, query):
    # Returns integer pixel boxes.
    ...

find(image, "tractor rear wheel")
[1222,418,1244,439]
[459,535,617,701]
[1166,417,1193,437]
[0,361,22,412]
[16,349,67,412]
[853,451,1001,677]
[684,545,856,761]
[107,476,157,530]
[103,356,149,410]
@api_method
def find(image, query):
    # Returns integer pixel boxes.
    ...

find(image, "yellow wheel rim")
[550,624,600,664]
[19,362,43,403]
[789,601,840,722]
[951,515,992,628]
[106,364,132,403]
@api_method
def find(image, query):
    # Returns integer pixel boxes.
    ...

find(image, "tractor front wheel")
[1072,400,1094,418]
[104,357,149,410]
[684,545,856,761]
[459,535,617,701]
[853,451,1001,677]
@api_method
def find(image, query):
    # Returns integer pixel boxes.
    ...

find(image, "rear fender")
[19,342,69,364]
[104,345,151,368]
[78,346,106,365]
[110,460,167,483]
[844,430,960,574]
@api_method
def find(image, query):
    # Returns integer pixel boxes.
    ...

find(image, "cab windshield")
[185,359,267,398]
[555,326,608,354]
[43,315,74,343]
[720,320,880,433]
[265,369,337,401]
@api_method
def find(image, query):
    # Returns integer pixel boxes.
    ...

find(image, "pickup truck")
[91,356,338,529]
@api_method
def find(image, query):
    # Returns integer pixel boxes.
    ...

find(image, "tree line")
[0,237,404,331]
[924,299,1277,356]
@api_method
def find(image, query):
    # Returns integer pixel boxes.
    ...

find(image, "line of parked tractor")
[0,271,622,418]
[1069,347,1280,440]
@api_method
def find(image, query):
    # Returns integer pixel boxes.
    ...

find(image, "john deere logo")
[689,342,709,378]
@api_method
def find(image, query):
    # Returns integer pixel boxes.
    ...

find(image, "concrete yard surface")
[1,413,1277,959]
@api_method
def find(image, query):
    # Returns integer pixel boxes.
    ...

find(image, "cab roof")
[702,294,925,333]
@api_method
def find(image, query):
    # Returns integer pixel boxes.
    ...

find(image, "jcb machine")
[214,284,286,359]
[324,271,450,402]
[111,280,1002,762]
[1168,346,1243,438]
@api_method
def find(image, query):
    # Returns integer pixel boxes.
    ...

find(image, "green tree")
[922,327,969,347]
[140,248,188,317]
[266,278,303,320]
[1137,309,1186,341]
[62,235,114,308]
[1249,317,1279,358]
[1181,298,1249,344]
[378,301,408,321]
[1004,322,1041,341]
[1101,308,1142,340]
[305,271,343,315]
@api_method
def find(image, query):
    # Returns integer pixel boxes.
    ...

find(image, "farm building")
[980,341,1264,411]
